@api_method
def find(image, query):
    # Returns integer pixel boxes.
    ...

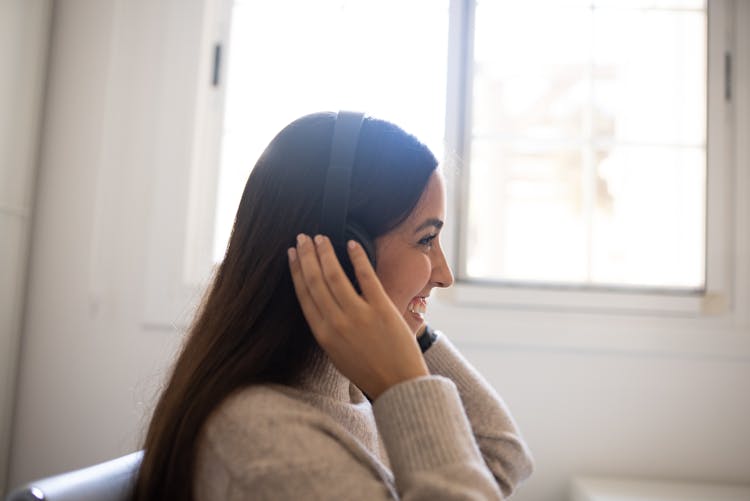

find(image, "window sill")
[441,280,725,317]
[428,282,750,361]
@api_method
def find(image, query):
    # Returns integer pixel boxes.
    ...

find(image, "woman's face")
[375,171,454,334]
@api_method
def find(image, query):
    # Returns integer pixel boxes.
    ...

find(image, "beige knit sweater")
[195,333,533,500]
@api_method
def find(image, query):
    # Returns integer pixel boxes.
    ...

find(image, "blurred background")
[1,0,749,499]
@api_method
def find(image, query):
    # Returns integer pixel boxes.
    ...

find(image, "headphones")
[320,111,377,290]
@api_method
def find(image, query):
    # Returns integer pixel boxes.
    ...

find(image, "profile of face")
[374,171,454,333]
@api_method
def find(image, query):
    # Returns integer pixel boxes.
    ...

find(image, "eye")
[418,234,437,250]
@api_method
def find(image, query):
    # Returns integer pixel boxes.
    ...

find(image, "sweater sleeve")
[372,375,507,500]
[422,333,534,497]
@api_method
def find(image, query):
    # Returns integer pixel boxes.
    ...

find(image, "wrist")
[417,324,438,353]
[371,361,429,401]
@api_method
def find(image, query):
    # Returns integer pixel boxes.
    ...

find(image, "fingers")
[288,246,326,334]
[313,235,363,312]
[294,234,344,319]
[289,234,381,337]
[347,239,388,306]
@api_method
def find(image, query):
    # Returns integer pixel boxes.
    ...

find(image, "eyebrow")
[414,218,444,233]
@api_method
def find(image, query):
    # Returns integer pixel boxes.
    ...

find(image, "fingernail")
[347,240,356,250]
[287,247,297,262]
[314,234,324,246]
[297,234,307,245]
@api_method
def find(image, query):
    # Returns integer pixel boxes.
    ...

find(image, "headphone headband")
[320,111,365,242]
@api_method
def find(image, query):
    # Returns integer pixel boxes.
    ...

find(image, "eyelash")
[418,234,437,250]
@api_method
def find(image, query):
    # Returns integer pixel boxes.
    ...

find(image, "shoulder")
[203,385,326,445]
[212,384,311,421]
[199,385,347,469]
[196,384,380,493]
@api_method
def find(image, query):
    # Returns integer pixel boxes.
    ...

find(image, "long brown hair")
[133,112,438,500]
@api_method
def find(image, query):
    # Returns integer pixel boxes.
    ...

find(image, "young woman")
[133,112,533,500]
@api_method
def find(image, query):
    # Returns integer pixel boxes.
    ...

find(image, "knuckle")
[351,251,365,265]
[356,273,373,289]
[306,273,323,289]
[329,314,349,333]
[323,266,339,284]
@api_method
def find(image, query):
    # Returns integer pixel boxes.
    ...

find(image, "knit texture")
[194,334,533,500]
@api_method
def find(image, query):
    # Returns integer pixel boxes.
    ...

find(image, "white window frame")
[438,0,747,322]
[142,0,232,328]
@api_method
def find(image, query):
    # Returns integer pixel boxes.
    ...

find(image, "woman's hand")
[288,234,429,400]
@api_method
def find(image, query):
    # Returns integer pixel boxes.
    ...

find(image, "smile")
[407,296,427,316]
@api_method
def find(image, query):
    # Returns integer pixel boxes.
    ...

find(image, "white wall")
[430,313,750,500]
[7,0,199,489]
[0,0,52,494]
[6,1,750,500]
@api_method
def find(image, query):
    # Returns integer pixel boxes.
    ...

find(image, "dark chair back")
[5,451,143,501]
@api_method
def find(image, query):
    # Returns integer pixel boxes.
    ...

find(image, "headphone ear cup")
[341,222,376,293]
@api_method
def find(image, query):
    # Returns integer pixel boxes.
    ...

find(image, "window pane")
[214,0,448,261]
[466,0,706,290]
[592,146,705,288]
[593,7,707,145]
[466,140,588,283]
[473,2,590,141]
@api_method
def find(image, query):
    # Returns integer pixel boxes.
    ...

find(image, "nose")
[431,244,454,288]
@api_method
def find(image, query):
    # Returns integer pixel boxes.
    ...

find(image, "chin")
[404,312,424,334]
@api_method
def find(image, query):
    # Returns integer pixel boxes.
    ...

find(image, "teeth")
[407,297,427,315]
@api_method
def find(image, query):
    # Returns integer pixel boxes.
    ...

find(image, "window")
[457,0,708,291]
[441,0,737,314]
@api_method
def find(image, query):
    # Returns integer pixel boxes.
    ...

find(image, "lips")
[407,296,427,318]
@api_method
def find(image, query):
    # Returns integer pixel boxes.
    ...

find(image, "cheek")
[412,257,432,289]
[379,256,432,308]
